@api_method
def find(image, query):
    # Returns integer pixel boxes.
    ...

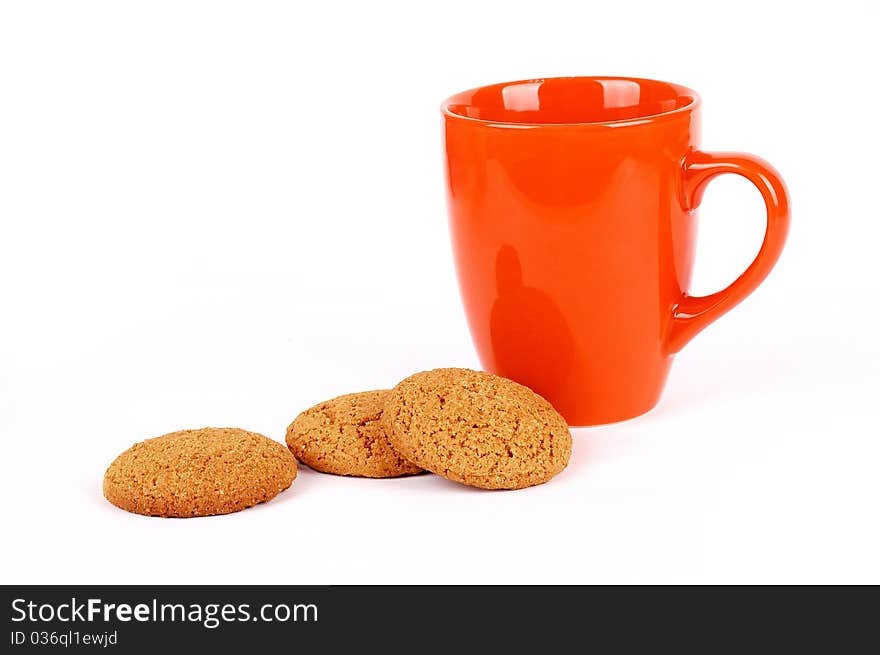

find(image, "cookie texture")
[383,368,572,490]
[286,390,422,478]
[103,427,297,517]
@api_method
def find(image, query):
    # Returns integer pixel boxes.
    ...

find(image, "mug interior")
[443,77,698,125]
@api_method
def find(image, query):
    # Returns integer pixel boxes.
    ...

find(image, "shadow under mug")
[442,76,790,426]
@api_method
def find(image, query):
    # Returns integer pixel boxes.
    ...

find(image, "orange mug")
[442,77,790,426]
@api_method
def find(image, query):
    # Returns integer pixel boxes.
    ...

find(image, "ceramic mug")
[442,76,790,426]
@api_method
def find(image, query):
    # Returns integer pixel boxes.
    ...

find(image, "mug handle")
[667,151,791,354]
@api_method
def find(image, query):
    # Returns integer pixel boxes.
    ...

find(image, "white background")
[1,0,877,584]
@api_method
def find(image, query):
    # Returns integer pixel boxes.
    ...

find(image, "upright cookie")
[286,390,422,478]
[383,368,571,490]
[103,427,297,517]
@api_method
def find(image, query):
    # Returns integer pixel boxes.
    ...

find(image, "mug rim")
[441,76,701,129]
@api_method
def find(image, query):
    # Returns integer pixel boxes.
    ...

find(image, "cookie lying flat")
[383,368,571,490]
[103,427,297,517]
[286,390,422,478]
